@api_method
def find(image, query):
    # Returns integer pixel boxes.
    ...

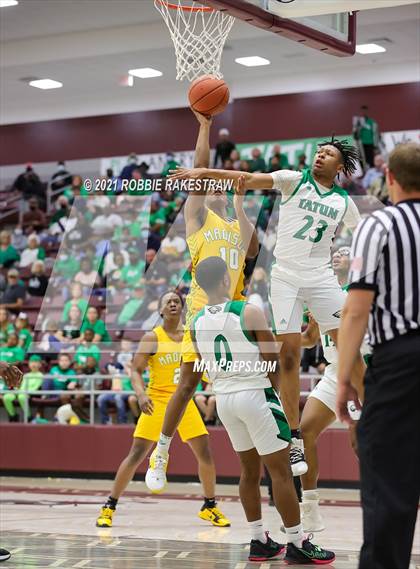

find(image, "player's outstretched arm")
[243,303,281,392]
[170,166,274,191]
[131,331,157,415]
[184,110,213,234]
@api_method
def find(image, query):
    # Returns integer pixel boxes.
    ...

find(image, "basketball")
[188,75,229,116]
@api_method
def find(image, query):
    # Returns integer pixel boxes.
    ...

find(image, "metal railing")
[1,373,321,425]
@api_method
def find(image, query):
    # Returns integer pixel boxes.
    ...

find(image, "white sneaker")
[145,447,169,494]
[300,500,325,532]
[289,437,308,476]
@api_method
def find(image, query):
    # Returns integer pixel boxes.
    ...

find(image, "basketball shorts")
[269,264,346,334]
[133,396,208,442]
[308,365,361,420]
[216,387,291,456]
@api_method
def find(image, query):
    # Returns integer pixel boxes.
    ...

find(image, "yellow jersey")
[186,208,246,320]
[147,326,181,398]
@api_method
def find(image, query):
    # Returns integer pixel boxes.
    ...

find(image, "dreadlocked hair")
[318,136,360,176]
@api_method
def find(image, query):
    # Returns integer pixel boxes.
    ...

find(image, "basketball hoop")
[155,0,235,81]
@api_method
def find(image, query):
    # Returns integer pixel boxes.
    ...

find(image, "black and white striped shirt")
[349,199,420,346]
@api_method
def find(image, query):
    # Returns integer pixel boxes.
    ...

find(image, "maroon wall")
[1,82,419,166]
[0,424,359,482]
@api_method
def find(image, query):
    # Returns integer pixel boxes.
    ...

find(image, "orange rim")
[156,0,213,12]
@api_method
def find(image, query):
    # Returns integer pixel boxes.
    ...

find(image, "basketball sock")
[105,496,118,509]
[157,433,173,455]
[285,523,305,548]
[248,519,267,543]
[203,497,216,509]
[291,429,301,440]
[302,489,319,501]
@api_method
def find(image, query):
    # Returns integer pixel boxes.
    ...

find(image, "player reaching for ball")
[168,138,363,476]
[148,257,335,564]
[96,290,230,529]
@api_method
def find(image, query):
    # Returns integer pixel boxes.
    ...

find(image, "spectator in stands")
[66,209,92,248]
[0,231,20,269]
[296,153,309,171]
[13,164,45,203]
[144,249,169,297]
[117,284,154,327]
[362,153,385,190]
[353,105,380,168]
[367,162,388,204]
[194,382,217,425]
[15,312,32,352]
[120,249,145,290]
[267,155,280,173]
[74,258,99,290]
[44,353,78,411]
[0,269,26,313]
[107,253,126,291]
[271,144,290,170]
[222,159,234,170]
[161,153,179,177]
[214,128,235,168]
[57,305,82,345]
[103,243,129,277]
[74,328,101,372]
[0,332,25,365]
[62,283,89,322]
[22,197,47,233]
[19,234,46,268]
[239,159,250,172]
[160,228,187,259]
[120,153,139,181]
[39,320,63,359]
[51,161,72,192]
[230,149,241,170]
[50,195,70,225]
[91,206,123,236]
[249,148,266,173]
[97,374,134,425]
[11,227,27,253]
[0,308,14,345]
[80,306,111,344]
[2,354,43,422]
[27,260,49,297]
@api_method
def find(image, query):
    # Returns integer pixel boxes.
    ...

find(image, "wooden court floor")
[1,477,419,569]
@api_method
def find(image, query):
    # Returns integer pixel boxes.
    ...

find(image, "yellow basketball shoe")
[145,447,169,494]
[96,506,115,528]
[198,504,231,527]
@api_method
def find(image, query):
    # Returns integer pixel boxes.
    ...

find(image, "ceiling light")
[0,0,18,7]
[356,43,386,54]
[29,79,63,90]
[128,68,162,79]
[235,56,271,67]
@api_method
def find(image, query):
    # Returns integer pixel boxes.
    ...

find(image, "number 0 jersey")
[270,169,361,284]
[191,300,271,394]
[147,326,181,398]
[186,208,246,321]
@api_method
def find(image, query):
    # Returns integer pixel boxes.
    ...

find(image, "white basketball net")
[155,0,235,81]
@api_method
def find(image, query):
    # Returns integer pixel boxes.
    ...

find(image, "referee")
[337,142,420,569]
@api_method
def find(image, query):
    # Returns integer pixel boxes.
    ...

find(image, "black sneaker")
[284,536,335,565]
[248,531,285,562]
[290,437,308,477]
[0,549,11,562]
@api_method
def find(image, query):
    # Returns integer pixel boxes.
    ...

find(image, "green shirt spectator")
[80,307,111,343]
[161,157,179,178]
[0,343,25,363]
[0,244,20,268]
[55,254,80,279]
[74,343,101,366]
[121,261,145,288]
[2,355,44,418]
[359,116,378,145]
[63,298,89,322]
[49,365,76,390]
[0,322,15,345]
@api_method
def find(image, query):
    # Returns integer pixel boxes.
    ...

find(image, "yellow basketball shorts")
[133,397,208,442]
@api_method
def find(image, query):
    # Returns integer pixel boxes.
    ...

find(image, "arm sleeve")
[270,170,302,195]
[348,214,387,291]
[343,197,362,230]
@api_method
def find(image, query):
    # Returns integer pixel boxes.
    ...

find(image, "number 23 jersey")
[270,169,361,284]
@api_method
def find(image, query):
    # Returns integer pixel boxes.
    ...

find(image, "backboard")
[202,0,420,56]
